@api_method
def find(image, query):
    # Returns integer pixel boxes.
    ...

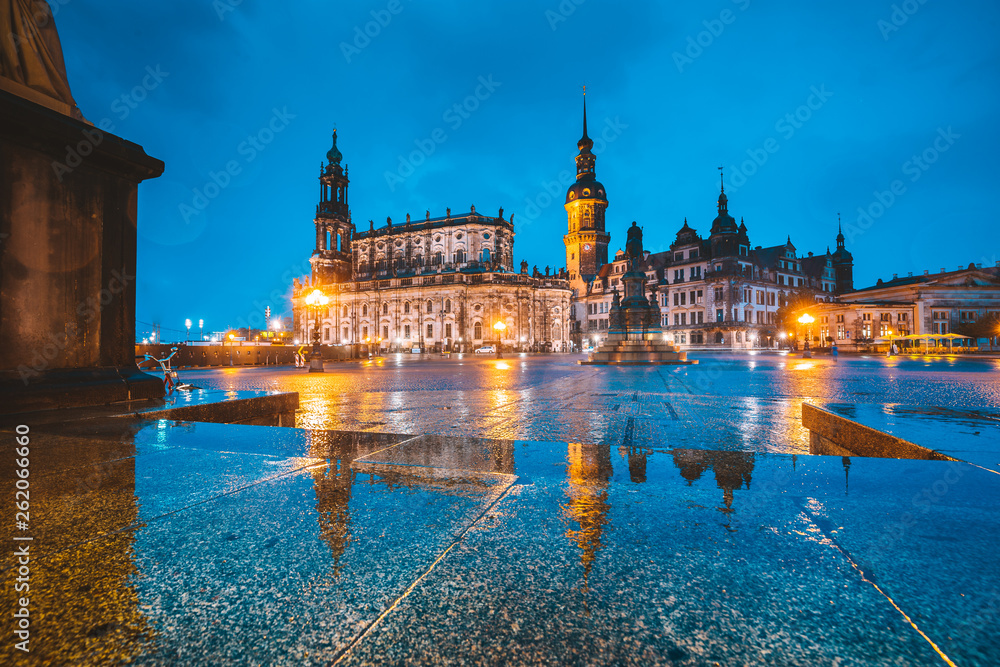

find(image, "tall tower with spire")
[311,129,355,285]
[564,92,610,295]
[831,215,854,294]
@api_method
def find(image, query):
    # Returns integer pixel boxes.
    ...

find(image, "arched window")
[715,332,724,344]
[435,251,443,265]
[455,249,466,263]
[342,306,348,318]
[482,247,491,263]
[323,327,329,341]
[403,302,410,314]
[474,321,483,340]
[383,302,389,315]
[343,327,349,341]
[445,299,452,313]
[426,300,433,313]
[362,304,368,316]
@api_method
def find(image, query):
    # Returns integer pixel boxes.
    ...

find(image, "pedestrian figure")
[831,343,839,361]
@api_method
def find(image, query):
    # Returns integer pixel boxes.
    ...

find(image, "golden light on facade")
[797,313,815,325]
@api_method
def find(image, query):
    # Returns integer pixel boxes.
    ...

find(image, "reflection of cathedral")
[671,449,755,515]
[562,443,613,580]
[311,460,356,574]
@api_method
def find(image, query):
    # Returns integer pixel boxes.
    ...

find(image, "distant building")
[564,98,852,350]
[806,263,1000,345]
[293,131,572,352]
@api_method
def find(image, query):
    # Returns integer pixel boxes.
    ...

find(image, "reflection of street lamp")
[798,314,815,358]
[185,319,192,342]
[305,289,329,372]
[493,321,506,358]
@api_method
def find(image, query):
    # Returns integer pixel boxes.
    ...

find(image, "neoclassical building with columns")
[292,130,572,352]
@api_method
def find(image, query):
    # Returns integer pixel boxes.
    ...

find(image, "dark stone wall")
[0,90,164,412]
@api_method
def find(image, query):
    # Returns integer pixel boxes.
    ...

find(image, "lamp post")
[493,321,506,358]
[198,319,204,341]
[305,289,329,372]
[798,314,815,358]
[185,319,192,343]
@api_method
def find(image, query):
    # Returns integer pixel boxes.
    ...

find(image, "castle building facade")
[293,131,572,352]
[563,101,854,350]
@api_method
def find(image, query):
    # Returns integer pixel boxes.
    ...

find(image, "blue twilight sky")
[51,0,1000,340]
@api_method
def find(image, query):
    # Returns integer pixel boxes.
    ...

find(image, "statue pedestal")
[581,331,698,366]
[0,90,165,413]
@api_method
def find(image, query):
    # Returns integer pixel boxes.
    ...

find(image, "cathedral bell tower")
[564,92,610,295]
[310,129,355,285]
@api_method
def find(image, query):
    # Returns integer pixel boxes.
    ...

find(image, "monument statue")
[582,221,695,367]
[625,221,643,271]
[0,0,85,119]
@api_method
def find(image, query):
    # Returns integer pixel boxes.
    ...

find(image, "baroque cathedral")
[292,131,572,352]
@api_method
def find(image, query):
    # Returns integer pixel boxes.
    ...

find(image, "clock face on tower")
[584,244,592,251]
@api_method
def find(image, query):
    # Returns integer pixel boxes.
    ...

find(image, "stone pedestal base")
[581,333,697,366]
[0,90,164,414]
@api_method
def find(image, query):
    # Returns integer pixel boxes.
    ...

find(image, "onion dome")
[326,129,343,164]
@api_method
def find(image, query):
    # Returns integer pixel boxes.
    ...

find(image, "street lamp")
[185,319,192,342]
[305,288,329,372]
[798,314,815,358]
[493,321,507,358]
[198,319,204,341]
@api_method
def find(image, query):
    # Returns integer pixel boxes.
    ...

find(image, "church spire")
[717,166,728,214]
[836,212,846,249]
[577,87,593,153]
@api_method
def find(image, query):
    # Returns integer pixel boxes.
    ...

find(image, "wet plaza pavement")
[4,352,999,664]
[183,352,1000,453]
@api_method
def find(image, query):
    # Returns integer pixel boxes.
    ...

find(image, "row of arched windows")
[350,299,455,318]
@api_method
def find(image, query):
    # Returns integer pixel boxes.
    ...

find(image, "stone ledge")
[802,403,956,461]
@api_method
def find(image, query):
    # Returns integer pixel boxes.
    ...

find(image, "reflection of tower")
[670,449,755,516]
[842,456,851,495]
[626,447,648,483]
[562,443,613,581]
[309,431,358,575]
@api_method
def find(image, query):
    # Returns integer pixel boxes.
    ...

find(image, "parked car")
[474,345,495,354]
